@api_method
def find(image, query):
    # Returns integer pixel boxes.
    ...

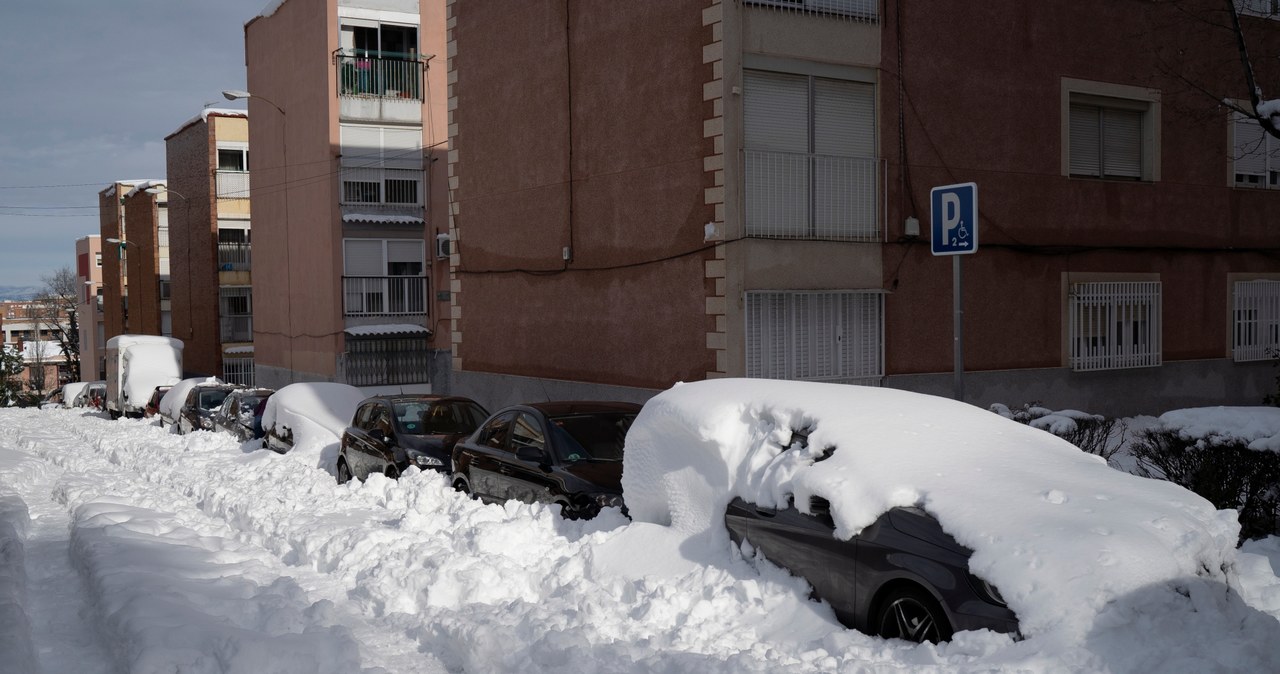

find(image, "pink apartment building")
[243,0,450,392]
[75,235,105,380]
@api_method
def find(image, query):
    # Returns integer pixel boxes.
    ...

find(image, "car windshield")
[394,400,488,435]
[548,412,635,463]
[198,389,230,411]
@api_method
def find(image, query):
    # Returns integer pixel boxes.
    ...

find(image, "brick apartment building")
[97,180,171,343]
[243,0,450,393]
[441,0,1280,415]
[165,109,256,384]
[75,235,105,380]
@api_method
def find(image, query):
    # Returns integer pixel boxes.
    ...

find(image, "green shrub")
[1130,429,1280,541]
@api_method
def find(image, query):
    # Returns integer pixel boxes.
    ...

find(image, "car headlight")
[412,454,443,467]
[970,574,1007,607]
[199,417,213,429]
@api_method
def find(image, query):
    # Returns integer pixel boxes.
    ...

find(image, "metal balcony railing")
[343,276,428,317]
[218,243,251,271]
[220,315,253,343]
[216,171,250,199]
[337,53,424,100]
[744,150,880,241]
[223,357,255,387]
[746,0,878,21]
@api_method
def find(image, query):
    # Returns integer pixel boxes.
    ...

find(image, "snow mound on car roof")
[621,379,1241,640]
[261,382,366,450]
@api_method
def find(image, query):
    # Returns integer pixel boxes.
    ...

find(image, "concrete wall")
[98,187,125,342]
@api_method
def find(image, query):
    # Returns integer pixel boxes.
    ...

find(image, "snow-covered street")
[2,405,1279,673]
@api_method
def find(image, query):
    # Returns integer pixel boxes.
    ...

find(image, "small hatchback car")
[211,388,275,442]
[176,383,241,435]
[337,395,489,483]
[451,401,640,520]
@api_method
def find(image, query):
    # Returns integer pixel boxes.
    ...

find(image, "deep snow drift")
[0,388,1276,672]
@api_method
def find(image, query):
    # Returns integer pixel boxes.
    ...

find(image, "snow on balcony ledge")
[344,324,431,337]
[224,345,255,354]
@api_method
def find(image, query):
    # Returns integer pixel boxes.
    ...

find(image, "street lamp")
[222,88,291,380]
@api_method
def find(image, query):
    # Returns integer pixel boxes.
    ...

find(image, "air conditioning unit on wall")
[435,232,451,259]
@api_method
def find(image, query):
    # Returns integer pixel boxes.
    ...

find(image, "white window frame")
[1233,280,1280,362]
[1230,109,1280,188]
[745,290,884,384]
[1068,281,1162,371]
[1237,0,1280,18]
[742,61,879,242]
[339,124,423,207]
[1061,78,1160,182]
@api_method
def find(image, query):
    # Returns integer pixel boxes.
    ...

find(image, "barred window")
[745,290,883,384]
[1068,281,1161,371]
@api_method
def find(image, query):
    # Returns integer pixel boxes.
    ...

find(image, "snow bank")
[0,481,37,674]
[1151,406,1280,451]
[623,380,1243,642]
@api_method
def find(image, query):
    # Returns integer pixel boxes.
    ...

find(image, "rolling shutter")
[1069,104,1102,177]
[343,239,383,276]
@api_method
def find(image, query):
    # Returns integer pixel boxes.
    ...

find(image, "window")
[340,124,423,207]
[217,148,248,172]
[746,0,877,19]
[95,252,103,267]
[1067,281,1161,371]
[479,412,515,450]
[743,69,877,241]
[745,290,884,383]
[219,286,253,342]
[1237,0,1280,17]
[1232,111,1280,188]
[511,413,546,452]
[342,239,426,316]
[158,280,171,301]
[1233,280,1280,362]
[1063,80,1160,181]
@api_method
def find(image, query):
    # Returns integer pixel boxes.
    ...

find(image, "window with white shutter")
[1232,111,1280,188]
[1068,98,1145,179]
[342,238,427,317]
[339,124,424,207]
[745,290,883,384]
[744,69,877,241]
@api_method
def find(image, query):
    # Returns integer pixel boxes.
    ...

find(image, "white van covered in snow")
[104,335,184,419]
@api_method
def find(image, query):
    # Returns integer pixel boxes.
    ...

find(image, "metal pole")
[953,255,964,401]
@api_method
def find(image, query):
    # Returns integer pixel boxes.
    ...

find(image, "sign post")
[930,182,978,402]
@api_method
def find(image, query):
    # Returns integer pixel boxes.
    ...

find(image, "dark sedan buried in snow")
[450,401,640,520]
[337,395,489,483]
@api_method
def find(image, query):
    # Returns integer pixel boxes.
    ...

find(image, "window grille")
[341,335,430,386]
[745,0,878,21]
[745,290,883,384]
[1233,280,1280,362]
[1068,281,1161,371]
[223,357,255,387]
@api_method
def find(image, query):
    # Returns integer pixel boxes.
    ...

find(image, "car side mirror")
[515,445,548,464]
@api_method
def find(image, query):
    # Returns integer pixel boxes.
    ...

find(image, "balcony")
[343,276,428,317]
[340,168,425,222]
[216,170,250,200]
[746,0,878,21]
[744,150,881,241]
[218,243,251,271]
[220,315,253,343]
[336,52,424,123]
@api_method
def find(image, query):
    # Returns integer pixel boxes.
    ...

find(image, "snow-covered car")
[337,394,487,483]
[211,388,275,442]
[61,382,92,408]
[622,379,1242,645]
[176,383,242,435]
[261,382,366,454]
[157,377,223,429]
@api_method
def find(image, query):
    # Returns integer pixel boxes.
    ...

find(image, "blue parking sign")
[930,182,978,256]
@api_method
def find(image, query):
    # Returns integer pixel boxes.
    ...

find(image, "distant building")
[97,180,170,342]
[243,0,449,392]
[76,235,105,380]
[1,300,71,392]
[165,109,255,384]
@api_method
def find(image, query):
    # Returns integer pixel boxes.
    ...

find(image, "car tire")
[337,461,352,485]
[384,466,400,480]
[452,475,472,496]
[874,586,953,644]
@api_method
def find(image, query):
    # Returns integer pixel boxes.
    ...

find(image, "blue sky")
[0,0,268,289]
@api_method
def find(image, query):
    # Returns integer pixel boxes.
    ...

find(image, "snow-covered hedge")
[990,402,1124,462]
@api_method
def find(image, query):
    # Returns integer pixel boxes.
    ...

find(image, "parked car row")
[151,378,275,442]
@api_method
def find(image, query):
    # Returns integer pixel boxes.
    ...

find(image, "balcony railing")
[216,170,250,199]
[223,357,255,387]
[340,334,430,386]
[744,150,880,241]
[218,243,252,271]
[220,315,253,343]
[337,53,424,100]
[343,276,428,317]
[746,0,878,21]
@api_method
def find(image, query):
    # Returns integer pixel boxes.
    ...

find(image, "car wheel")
[384,466,400,480]
[452,475,472,497]
[874,586,953,644]
[337,461,352,485]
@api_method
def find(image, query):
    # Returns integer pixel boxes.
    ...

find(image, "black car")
[337,395,489,483]
[725,496,1018,643]
[451,401,640,519]
[211,388,275,442]
[176,383,242,435]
